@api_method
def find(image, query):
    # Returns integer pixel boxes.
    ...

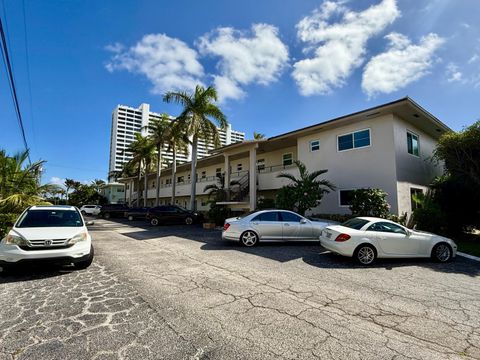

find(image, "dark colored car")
[146,205,203,226]
[98,204,129,219]
[125,207,150,221]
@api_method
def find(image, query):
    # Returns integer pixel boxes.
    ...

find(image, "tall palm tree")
[124,133,155,206]
[166,120,190,205]
[277,160,335,216]
[64,178,77,204]
[146,114,170,206]
[163,85,228,210]
[253,132,266,140]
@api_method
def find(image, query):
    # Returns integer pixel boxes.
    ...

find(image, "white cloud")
[362,32,444,97]
[468,54,479,64]
[292,0,400,96]
[49,177,66,187]
[446,63,463,83]
[197,24,289,102]
[106,34,204,94]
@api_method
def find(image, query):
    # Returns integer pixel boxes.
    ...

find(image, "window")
[216,168,222,177]
[201,171,206,179]
[279,212,302,222]
[151,182,155,189]
[367,222,407,235]
[237,163,242,172]
[339,190,355,207]
[310,140,320,152]
[338,129,370,151]
[341,218,369,230]
[282,153,293,166]
[177,176,184,183]
[257,159,265,171]
[252,211,280,222]
[407,131,419,156]
[410,188,423,211]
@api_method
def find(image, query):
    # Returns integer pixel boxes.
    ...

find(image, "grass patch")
[455,231,480,257]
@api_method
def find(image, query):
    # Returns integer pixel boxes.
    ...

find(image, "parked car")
[80,205,101,216]
[319,217,457,265]
[125,207,149,221]
[146,205,202,226]
[98,204,129,219]
[0,205,94,271]
[222,210,333,246]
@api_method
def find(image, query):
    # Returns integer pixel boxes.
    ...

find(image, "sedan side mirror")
[300,218,307,224]
[86,221,95,226]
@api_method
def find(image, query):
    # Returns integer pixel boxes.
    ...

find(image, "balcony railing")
[258,163,296,174]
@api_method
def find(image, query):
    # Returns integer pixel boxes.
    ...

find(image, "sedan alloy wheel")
[241,231,258,247]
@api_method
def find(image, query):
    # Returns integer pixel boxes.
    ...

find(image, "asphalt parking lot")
[1,218,480,360]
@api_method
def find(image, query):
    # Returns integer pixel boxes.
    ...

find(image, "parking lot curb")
[457,252,480,262]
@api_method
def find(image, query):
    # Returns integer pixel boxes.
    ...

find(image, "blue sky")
[0,0,479,185]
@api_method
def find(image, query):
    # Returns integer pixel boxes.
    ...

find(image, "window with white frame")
[237,163,242,172]
[310,140,320,152]
[338,129,370,151]
[407,131,419,156]
[282,153,293,166]
[339,190,355,207]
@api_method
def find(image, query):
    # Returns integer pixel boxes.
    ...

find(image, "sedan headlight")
[68,232,87,244]
[4,234,28,246]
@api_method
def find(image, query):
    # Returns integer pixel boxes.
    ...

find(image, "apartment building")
[120,97,450,217]
[108,103,245,181]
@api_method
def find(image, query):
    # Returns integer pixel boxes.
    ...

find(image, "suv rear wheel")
[150,218,159,226]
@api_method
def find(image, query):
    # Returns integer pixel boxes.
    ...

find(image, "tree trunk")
[155,145,162,207]
[143,162,148,207]
[189,136,198,211]
[171,145,177,205]
[137,166,142,207]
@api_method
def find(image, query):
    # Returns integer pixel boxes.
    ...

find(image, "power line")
[0,6,30,162]
[22,0,36,151]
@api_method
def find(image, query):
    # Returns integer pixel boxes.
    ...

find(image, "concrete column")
[224,155,230,201]
[129,180,133,206]
[249,146,257,211]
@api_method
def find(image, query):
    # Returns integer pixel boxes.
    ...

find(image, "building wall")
[296,114,399,215]
[392,114,443,216]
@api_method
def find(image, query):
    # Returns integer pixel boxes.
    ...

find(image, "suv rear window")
[17,210,83,228]
[341,218,369,230]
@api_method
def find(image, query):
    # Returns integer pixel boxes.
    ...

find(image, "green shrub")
[256,197,276,210]
[275,186,297,211]
[207,205,232,226]
[350,188,390,218]
[0,213,19,238]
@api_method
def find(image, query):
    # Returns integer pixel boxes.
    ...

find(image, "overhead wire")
[0,0,30,162]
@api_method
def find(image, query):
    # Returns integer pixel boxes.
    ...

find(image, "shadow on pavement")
[0,264,76,284]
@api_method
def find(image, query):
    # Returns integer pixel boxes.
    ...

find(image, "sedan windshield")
[341,218,369,230]
[17,210,83,228]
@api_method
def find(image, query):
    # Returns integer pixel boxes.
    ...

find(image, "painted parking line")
[457,251,480,262]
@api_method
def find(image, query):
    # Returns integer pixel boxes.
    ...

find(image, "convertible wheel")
[240,231,258,247]
[185,217,193,225]
[355,244,376,265]
[432,243,452,262]
[150,218,159,226]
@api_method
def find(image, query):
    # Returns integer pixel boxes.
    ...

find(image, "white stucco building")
[108,103,245,181]
[119,98,450,217]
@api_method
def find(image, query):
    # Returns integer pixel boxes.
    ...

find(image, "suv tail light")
[223,223,230,231]
[335,233,351,242]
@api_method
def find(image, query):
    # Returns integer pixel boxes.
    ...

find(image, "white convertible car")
[319,217,457,265]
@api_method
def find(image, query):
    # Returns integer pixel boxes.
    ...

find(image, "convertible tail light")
[335,233,351,242]
[223,223,230,231]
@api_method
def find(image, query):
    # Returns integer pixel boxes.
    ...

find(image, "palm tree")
[0,149,52,212]
[91,179,106,193]
[204,174,239,203]
[146,114,170,206]
[277,160,335,216]
[166,120,190,205]
[64,178,77,204]
[163,85,228,210]
[253,132,266,140]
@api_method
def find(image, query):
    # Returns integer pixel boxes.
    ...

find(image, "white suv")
[0,205,94,271]
[80,205,101,216]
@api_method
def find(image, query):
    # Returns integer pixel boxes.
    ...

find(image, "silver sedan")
[222,210,333,247]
